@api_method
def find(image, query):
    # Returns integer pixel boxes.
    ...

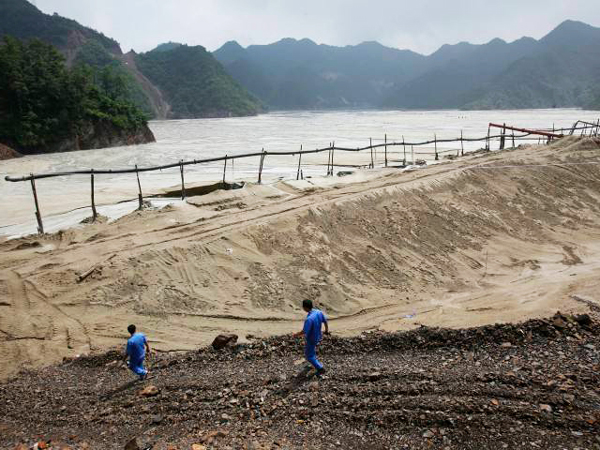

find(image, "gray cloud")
[35,0,600,54]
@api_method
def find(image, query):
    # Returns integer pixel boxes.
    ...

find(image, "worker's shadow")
[278,366,315,397]
[100,379,141,401]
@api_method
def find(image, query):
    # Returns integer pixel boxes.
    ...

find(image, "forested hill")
[0,0,264,119]
[0,37,154,155]
[135,45,263,119]
[0,0,120,59]
[215,20,600,110]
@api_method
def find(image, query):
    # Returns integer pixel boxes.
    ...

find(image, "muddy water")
[0,109,597,235]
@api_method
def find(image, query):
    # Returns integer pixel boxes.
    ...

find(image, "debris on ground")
[1,312,599,449]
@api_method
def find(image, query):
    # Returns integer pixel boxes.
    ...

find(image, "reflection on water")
[0,109,597,232]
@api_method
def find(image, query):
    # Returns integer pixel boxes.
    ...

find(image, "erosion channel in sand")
[1,136,600,380]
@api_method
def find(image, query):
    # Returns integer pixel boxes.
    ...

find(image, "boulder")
[211,334,238,350]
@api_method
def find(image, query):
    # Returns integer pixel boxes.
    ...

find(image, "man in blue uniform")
[123,324,150,380]
[295,299,329,376]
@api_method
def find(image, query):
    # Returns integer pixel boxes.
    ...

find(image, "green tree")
[0,36,149,153]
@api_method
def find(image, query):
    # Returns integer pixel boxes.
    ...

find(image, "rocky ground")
[1,312,599,450]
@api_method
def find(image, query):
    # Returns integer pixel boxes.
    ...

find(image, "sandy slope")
[1,136,600,380]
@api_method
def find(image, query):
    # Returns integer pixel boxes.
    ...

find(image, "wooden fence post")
[434,134,438,160]
[258,149,266,184]
[327,143,332,176]
[296,145,302,180]
[135,165,143,210]
[223,155,228,184]
[512,132,515,148]
[384,134,388,167]
[331,141,335,175]
[90,169,98,221]
[486,125,491,150]
[411,145,414,165]
[460,130,464,156]
[499,123,506,150]
[402,135,406,165]
[179,160,186,200]
[370,138,374,168]
[30,175,44,234]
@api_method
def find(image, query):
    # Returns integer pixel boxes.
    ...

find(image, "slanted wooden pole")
[374,138,377,164]
[223,155,228,184]
[384,134,388,167]
[90,169,98,221]
[179,160,186,200]
[402,135,406,165]
[434,134,438,160]
[296,145,302,180]
[370,138,374,168]
[135,165,143,210]
[30,175,44,234]
[258,149,266,184]
[460,130,464,156]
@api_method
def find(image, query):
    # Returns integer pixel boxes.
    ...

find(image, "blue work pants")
[304,341,323,370]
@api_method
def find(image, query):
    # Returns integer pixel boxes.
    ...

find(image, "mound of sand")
[0,143,21,160]
[1,137,600,380]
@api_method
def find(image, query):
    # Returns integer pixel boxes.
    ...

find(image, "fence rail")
[4,119,599,235]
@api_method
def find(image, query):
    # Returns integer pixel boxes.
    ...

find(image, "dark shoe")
[315,368,326,377]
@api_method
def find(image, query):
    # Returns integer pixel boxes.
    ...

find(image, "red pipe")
[488,123,563,139]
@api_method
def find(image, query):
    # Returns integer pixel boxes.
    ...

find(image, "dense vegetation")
[73,40,154,116]
[0,0,152,117]
[152,42,183,53]
[136,44,263,118]
[0,36,149,153]
[0,0,119,54]
[0,0,263,120]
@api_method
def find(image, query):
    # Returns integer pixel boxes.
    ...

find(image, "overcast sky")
[34,0,600,55]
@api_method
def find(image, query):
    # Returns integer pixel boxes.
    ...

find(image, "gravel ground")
[1,312,599,450]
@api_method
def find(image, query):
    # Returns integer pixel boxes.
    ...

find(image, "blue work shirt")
[126,332,147,363]
[303,309,327,345]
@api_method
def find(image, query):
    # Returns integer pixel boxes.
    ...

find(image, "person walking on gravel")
[123,324,150,380]
[295,299,329,376]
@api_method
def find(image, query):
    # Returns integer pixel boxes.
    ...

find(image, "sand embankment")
[0,143,21,160]
[1,136,600,380]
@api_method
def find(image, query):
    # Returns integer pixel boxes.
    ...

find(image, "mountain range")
[1,0,599,117]
[214,20,600,110]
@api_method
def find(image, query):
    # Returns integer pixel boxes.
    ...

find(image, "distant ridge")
[214,20,600,110]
